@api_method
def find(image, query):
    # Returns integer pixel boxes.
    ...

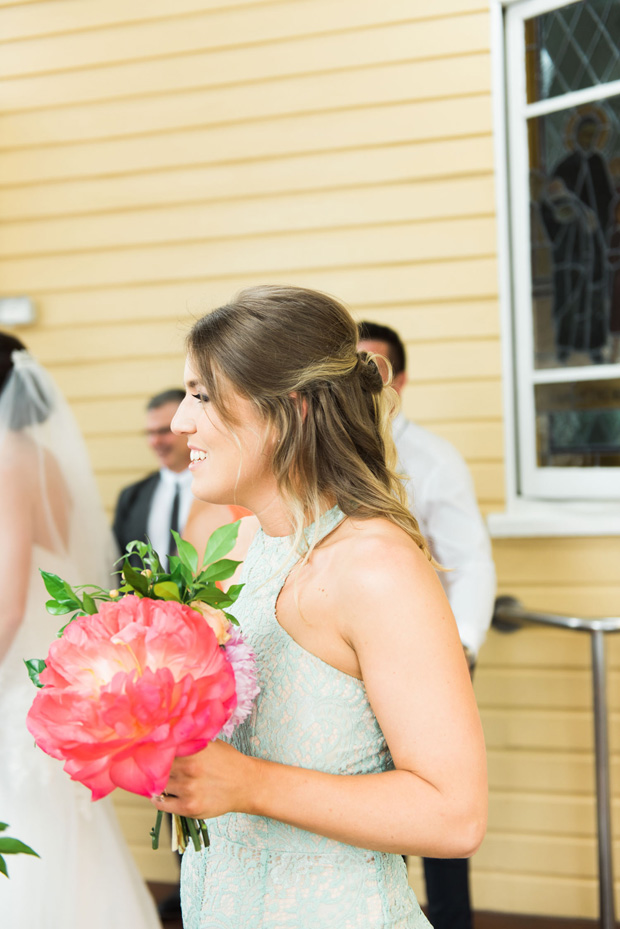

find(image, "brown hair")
[187,285,431,559]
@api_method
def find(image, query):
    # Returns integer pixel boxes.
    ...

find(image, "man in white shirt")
[358,321,496,929]
[113,388,193,567]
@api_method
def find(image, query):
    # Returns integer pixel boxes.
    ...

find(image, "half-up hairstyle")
[187,285,431,560]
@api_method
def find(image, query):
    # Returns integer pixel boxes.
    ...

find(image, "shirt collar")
[159,467,193,488]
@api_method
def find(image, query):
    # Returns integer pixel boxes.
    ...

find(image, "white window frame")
[489,0,620,536]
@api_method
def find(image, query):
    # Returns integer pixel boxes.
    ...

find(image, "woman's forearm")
[244,756,487,858]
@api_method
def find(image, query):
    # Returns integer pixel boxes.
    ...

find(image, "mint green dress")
[181,506,431,929]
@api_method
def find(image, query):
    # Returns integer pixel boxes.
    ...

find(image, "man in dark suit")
[113,388,192,566]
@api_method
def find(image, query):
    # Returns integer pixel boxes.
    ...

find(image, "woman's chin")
[190,478,233,507]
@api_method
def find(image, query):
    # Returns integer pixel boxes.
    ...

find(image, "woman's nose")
[171,402,194,436]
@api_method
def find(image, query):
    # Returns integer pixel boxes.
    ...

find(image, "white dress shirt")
[393,413,496,657]
[146,468,194,562]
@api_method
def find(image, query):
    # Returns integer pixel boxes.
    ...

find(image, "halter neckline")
[259,504,345,553]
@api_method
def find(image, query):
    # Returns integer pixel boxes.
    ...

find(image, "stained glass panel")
[528,94,620,368]
[526,0,620,103]
[535,378,620,466]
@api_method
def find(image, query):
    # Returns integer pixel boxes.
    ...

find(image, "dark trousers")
[421,653,475,929]
[423,855,471,929]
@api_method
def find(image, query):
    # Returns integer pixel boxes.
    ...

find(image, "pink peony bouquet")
[25,523,259,853]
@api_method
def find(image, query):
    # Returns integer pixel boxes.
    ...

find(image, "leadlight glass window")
[506,0,620,499]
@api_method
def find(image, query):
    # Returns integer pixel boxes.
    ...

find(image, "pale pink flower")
[190,600,232,645]
[221,625,260,738]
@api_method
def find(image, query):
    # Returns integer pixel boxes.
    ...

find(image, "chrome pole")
[493,600,620,929]
[590,629,615,929]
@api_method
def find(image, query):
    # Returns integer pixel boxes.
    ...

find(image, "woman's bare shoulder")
[319,515,438,614]
[333,515,431,575]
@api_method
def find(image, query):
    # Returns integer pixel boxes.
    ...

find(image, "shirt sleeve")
[420,449,496,657]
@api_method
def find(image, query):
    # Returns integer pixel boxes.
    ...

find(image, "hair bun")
[356,353,384,394]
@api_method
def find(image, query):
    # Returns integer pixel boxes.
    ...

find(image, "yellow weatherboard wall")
[1,0,619,915]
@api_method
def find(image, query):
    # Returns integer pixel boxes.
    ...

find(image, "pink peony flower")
[26,596,237,800]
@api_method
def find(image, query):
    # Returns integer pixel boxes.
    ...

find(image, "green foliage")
[202,559,241,583]
[32,522,245,680]
[24,658,46,688]
[152,581,181,602]
[0,823,39,878]
[202,522,242,568]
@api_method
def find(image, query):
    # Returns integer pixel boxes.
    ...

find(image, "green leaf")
[168,557,193,590]
[223,610,240,626]
[171,530,199,575]
[0,825,39,878]
[225,583,244,604]
[82,593,98,615]
[0,838,39,857]
[202,559,241,583]
[202,521,240,568]
[40,571,70,600]
[152,581,181,602]
[39,571,81,609]
[121,559,150,596]
[191,586,231,607]
[44,599,74,616]
[24,658,46,688]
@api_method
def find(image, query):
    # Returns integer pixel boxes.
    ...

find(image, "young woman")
[0,334,161,929]
[155,285,487,928]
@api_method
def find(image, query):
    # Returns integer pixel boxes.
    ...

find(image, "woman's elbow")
[447,788,488,858]
[454,806,487,858]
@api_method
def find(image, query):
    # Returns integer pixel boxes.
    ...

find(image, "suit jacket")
[112,471,160,564]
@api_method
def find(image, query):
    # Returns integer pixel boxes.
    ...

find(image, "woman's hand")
[151,739,257,821]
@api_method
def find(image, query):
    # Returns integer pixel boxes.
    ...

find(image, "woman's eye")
[191,392,209,403]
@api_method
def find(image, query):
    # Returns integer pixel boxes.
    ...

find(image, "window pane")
[535,378,620,466]
[528,94,620,368]
[525,0,620,103]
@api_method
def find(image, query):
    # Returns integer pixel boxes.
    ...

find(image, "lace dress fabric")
[181,507,431,929]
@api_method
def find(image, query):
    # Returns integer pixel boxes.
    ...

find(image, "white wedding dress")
[0,547,162,929]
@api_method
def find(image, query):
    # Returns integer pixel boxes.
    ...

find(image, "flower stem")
[199,819,210,848]
[186,817,202,853]
[150,810,163,850]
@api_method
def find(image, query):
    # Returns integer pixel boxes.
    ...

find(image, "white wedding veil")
[0,344,116,589]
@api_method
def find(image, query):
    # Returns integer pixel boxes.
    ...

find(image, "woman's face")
[171,357,277,510]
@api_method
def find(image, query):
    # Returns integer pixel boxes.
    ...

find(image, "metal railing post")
[492,599,620,929]
[591,629,615,929]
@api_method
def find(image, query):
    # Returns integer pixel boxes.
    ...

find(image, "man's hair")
[357,321,406,377]
[146,388,185,411]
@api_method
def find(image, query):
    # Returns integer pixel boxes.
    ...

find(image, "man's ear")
[391,371,407,396]
[289,391,308,421]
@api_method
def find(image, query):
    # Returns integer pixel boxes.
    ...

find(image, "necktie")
[168,483,181,567]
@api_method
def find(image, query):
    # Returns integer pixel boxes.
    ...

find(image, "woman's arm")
[0,465,33,662]
[158,528,487,857]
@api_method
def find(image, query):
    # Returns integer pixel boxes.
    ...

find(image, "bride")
[0,333,161,928]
